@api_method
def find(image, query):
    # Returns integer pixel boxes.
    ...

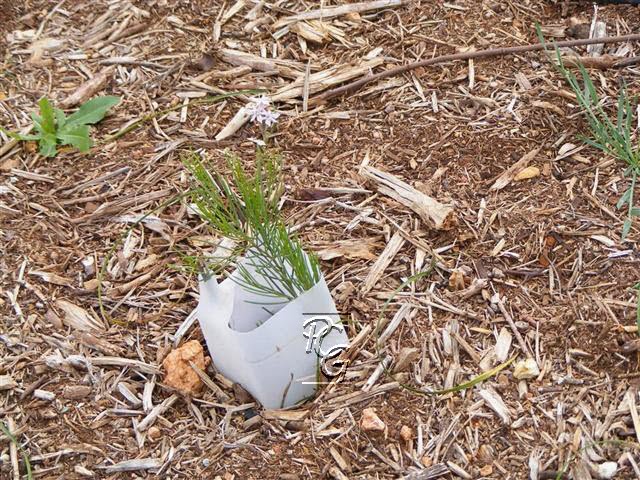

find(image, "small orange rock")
[480,464,493,476]
[399,425,413,442]
[514,166,540,181]
[162,340,206,396]
[148,426,161,441]
[448,268,467,291]
[360,408,385,433]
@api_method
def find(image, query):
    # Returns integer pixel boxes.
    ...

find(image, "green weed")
[2,96,120,157]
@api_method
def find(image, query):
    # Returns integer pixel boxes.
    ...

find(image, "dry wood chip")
[402,464,450,479]
[273,0,406,28]
[274,58,384,102]
[220,48,304,79]
[29,270,73,286]
[360,164,454,229]
[490,147,541,191]
[317,238,379,261]
[362,229,406,294]
[102,458,162,473]
[137,394,178,431]
[494,328,512,362]
[91,356,160,374]
[262,409,308,422]
[55,299,103,332]
[478,388,512,425]
[59,66,115,108]
[0,374,17,390]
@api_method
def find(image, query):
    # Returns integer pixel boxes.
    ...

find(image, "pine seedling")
[184,149,320,302]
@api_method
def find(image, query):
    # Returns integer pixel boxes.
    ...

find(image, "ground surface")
[2,0,640,479]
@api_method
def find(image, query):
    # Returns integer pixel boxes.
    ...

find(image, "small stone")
[596,461,618,479]
[62,385,92,400]
[148,426,161,442]
[420,453,433,467]
[393,347,419,373]
[360,408,385,433]
[514,166,540,181]
[480,464,493,476]
[513,358,540,380]
[162,340,206,396]
[399,425,413,442]
[448,268,469,291]
[496,373,510,389]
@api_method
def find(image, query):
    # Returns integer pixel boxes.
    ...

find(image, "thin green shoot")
[371,268,514,396]
[537,25,640,239]
[1,421,33,480]
[184,149,321,302]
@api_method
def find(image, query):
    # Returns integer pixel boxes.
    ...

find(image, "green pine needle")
[184,149,321,302]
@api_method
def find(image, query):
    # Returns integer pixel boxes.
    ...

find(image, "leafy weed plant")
[3,96,120,157]
[184,149,321,302]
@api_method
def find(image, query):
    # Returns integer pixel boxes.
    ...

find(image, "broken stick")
[360,161,455,230]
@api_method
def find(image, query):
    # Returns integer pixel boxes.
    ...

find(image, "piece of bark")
[220,48,304,79]
[60,66,115,108]
[273,0,406,28]
[490,147,541,191]
[272,58,383,101]
[360,164,455,229]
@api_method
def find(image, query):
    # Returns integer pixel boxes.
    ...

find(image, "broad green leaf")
[54,108,66,129]
[65,96,120,126]
[38,97,56,135]
[622,218,632,239]
[30,112,44,135]
[38,134,58,157]
[57,124,92,152]
[631,208,640,217]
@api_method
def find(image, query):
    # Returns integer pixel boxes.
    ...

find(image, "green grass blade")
[0,421,33,480]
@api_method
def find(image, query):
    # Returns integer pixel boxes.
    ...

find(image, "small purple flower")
[246,95,280,127]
